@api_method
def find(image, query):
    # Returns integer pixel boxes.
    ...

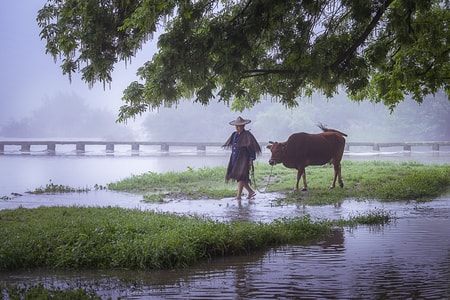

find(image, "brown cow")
[266,124,347,191]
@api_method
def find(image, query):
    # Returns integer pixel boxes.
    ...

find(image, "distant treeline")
[1,92,448,143]
[143,91,450,143]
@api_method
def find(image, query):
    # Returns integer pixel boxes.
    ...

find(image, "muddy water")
[1,150,450,298]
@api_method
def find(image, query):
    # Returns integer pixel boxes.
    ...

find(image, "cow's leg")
[330,163,339,189]
[296,167,307,191]
[295,170,302,191]
[337,163,344,188]
[330,162,344,189]
[302,171,308,191]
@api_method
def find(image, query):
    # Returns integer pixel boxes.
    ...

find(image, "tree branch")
[330,0,394,71]
[240,68,297,79]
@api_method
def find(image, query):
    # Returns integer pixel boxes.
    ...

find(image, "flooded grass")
[0,206,391,271]
[109,166,230,200]
[26,180,90,194]
[108,161,450,204]
[335,208,394,226]
[0,283,101,300]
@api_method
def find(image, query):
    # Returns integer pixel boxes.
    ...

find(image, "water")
[1,150,449,298]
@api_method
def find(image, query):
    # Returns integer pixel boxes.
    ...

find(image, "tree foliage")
[37,0,450,122]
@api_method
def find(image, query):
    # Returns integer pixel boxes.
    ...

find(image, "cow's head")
[267,141,286,165]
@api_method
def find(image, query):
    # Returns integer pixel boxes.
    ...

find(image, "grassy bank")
[108,161,450,204]
[0,206,390,271]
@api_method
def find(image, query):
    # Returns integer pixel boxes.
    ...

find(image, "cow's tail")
[317,122,348,137]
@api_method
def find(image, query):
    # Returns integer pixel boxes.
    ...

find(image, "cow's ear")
[266,144,272,150]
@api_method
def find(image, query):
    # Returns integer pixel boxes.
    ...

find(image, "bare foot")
[247,192,256,199]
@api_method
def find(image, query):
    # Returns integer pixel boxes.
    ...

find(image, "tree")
[37,0,450,122]
[0,93,133,139]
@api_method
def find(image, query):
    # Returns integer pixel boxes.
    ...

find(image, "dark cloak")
[223,130,262,182]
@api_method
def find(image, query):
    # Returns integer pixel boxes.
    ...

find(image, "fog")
[0,93,134,140]
[141,92,450,143]
[0,1,154,138]
[1,2,449,143]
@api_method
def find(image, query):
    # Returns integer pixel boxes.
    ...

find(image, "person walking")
[223,116,261,200]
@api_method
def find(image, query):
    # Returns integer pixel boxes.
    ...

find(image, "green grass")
[108,166,235,201]
[26,180,90,194]
[0,206,391,271]
[108,161,450,205]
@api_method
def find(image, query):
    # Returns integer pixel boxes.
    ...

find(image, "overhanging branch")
[330,0,394,71]
[241,69,296,79]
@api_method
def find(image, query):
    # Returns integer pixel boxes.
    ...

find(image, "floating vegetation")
[1,193,23,201]
[93,183,107,190]
[27,180,90,194]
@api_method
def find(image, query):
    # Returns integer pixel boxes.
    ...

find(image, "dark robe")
[223,130,261,182]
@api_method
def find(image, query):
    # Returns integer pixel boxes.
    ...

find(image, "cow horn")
[268,141,274,144]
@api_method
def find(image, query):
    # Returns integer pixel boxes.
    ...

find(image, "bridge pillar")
[197,145,206,151]
[0,144,4,153]
[373,143,380,151]
[432,144,439,151]
[76,143,85,153]
[47,143,56,154]
[21,143,31,152]
[403,145,411,151]
[106,143,114,153]
[161,144,169,152]
[131,143,140,156]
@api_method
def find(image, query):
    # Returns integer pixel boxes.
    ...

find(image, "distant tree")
[141,92,450,142]
[0,94,133,139]
[37,0,450,122]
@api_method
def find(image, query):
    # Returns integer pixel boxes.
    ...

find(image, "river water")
[1,148,450,299]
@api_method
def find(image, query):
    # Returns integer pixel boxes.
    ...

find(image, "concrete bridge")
[0,140,449,155]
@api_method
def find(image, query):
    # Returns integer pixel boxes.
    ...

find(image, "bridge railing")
[0,141,449,154]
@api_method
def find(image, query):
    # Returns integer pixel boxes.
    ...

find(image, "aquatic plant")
[0,283,101,300]
[335,208,395,226]
[0,195,11,201]
[27,180,91,194]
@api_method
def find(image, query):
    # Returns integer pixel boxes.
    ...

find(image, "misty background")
[1,2,449,144]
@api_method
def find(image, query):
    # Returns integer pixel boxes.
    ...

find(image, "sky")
[0,1,156,129]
